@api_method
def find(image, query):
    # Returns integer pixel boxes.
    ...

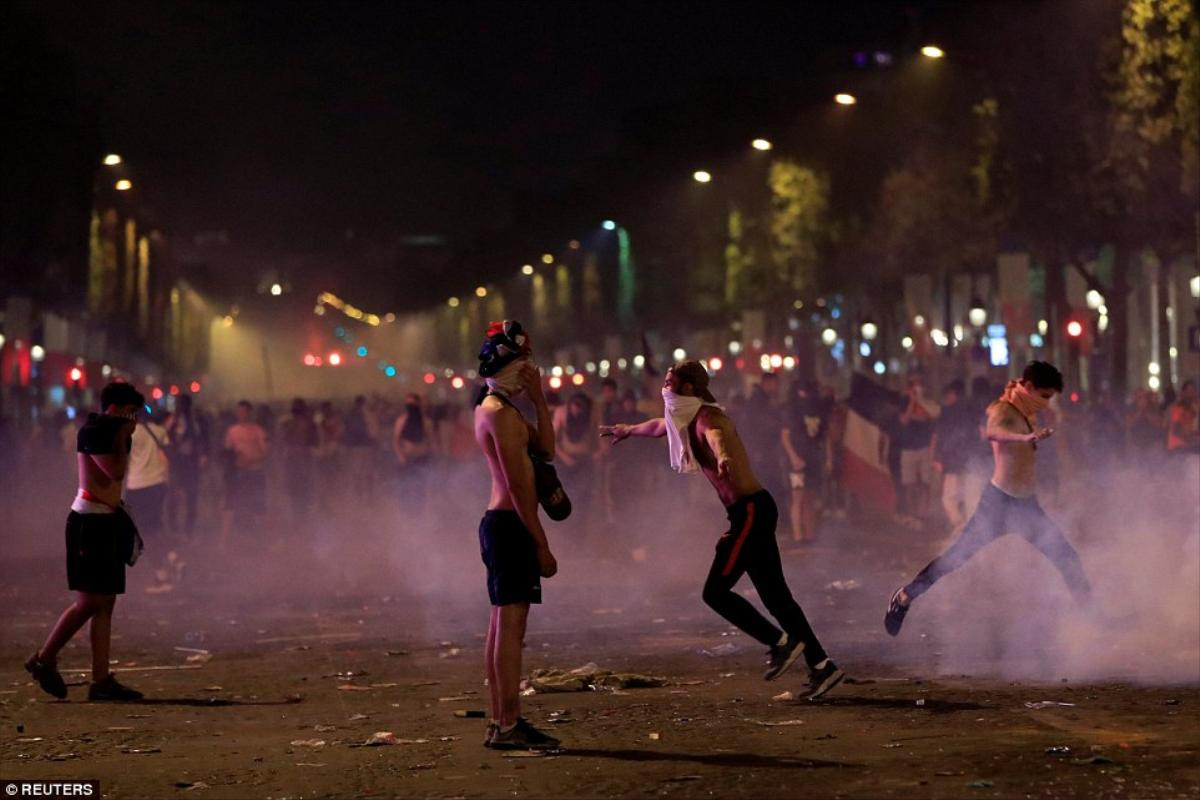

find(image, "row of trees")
[690,0,1197,393]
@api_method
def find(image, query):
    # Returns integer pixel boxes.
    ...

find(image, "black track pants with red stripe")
[702,489,828,667]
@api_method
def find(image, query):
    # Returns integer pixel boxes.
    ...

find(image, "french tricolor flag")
[840,372,902,514]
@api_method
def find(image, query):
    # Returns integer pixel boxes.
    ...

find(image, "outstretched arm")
[987,405,1050,444]
[599,418,666,443]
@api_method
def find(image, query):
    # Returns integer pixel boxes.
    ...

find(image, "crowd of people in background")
[1,368,1197,593]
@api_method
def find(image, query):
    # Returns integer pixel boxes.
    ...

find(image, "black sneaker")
[884,587,910,637]
[805,660,845,701]
[763,638,806,681]
[87,674,143,702]
[482,722,499,748]
[25,654,67,699]
[489,718,561,751]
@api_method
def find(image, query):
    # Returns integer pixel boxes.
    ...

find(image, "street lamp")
[103,154,122,166]
[601,219,617,231]
[821,328,838,346]
[968,298,987,327]
[860,321,878,341]
[270,283,283,296]
[920,45,945,59]
[521,264,534,276]
[541,253,554,264]
[115,179,132,191]
[448,297,460,308]
[751,138,773,151]
[475,286,488,298]
[692,170,712,184]
[834,93,857,106]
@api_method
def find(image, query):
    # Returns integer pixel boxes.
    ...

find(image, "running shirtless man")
[601,361,844,700]
[473,320,561,750]
[884,361,1092,635]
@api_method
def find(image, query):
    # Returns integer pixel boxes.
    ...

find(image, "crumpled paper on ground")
[523,662,668,693]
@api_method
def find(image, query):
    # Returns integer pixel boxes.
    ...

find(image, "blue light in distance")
[384,366,397,377]
[601,220,617,231]
[356,345,368,357]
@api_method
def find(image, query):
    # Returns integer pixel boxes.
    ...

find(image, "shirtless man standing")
[601,361,844,700]
[884,361,1092,635]
[473,320,561,750]
[25,382,147,701]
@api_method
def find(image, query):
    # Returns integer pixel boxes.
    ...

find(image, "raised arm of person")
[521,362,555,461]
[986,403,1050,444]
[92,419,136,482]
[493,409,556,577]
[599,417,667,442]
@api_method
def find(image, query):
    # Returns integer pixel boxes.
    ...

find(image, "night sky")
[8,1,1003,307]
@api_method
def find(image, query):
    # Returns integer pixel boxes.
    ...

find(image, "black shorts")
[66,510,137,594]
[479,510,541,606]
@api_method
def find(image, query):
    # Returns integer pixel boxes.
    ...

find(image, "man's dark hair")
[601,377,618,391]
[761,371,779,383]
[1022,361,1064,392]
[100,381,145,411]
[943,379,965,397]
[237,399,253,410]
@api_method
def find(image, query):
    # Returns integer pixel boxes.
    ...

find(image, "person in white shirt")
[127,412,172,586]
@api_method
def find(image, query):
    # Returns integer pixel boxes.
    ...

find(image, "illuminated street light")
[602,220,617,231]
[708,357,724,371]
[728,341,742,355]
[633,355,646,368]
[475,286,488,298]
[1148,362,1161,376]
[834,93,857,106]
[447,296,460,308]
[901,336,914,351]
[1148,375,1161,391]
[103,154,122,166]
[860,321,878,341]
[751,138,773,151]
[913,315,926,327]
[672,347,686,361]
[1038,319,1049,335]
[31,345,46,362]
[821,328,838,346]
[521,264,534,276]
[692,170,712,184]
[930,328,950,347]
[968,306,987,327]
[1191,275,1200,298]
[1085,289,1104,310]
[115,179,132,191]
[921,45,945,59]
[1066,320,1084,338]
[270,283,283,296]
[541,253,554,264]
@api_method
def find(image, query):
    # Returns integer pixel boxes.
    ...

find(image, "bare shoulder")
[696,405,731,430]
[987,401,1020,428]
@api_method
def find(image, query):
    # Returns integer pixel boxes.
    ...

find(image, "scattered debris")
[336,685,373,692]
[439,695,472,702]
[16,737,44,743]
[748,719,805,727]
[934,771,964,777]
[289,739,326,748]
[314,725,337,733]
[454,710,486,718]
[523,664,667,693]
[772,691,795,702]
[967,780,994,789]
[1164,699,1181,706]
[369,683,400,689]
[502,750,549,759]
[648,732,660,741]
[16,724,25,734]
[295,763,325,768]
[122,747,162,754]
[915,699,926,707]
[1045,746,1072,756]
[173,647,209,656]
[815,734,837,741]
[1024,701,1076,709]
[1073,756,1116,766]
[700,643,740,657]
[664,776,702,783]
[824,579,861,591]
[202,686,223,692]
[324,670,368,679]
[439,648,462,659]
[883,742,903,748]
[348,714,370,722]
[547,711,573,725]
[385,650,409,657]
[185,653,212,664]
[175,781,209,791]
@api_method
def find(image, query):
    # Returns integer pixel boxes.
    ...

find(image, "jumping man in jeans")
[885,361,1092,635]
[602,361,843,700]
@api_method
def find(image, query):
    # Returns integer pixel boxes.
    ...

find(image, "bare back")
[475,396,533,511]
[691,407,764,507]
[988,402,1038,497]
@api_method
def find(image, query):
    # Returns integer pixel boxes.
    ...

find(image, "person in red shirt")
[1167,380,1199,454]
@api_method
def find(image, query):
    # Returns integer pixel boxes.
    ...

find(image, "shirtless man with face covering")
[884,361,1093,636]
[601,361,844,700]
[473,320,561,751]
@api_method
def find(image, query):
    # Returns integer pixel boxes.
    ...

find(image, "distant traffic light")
[1066,320,1084,338]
